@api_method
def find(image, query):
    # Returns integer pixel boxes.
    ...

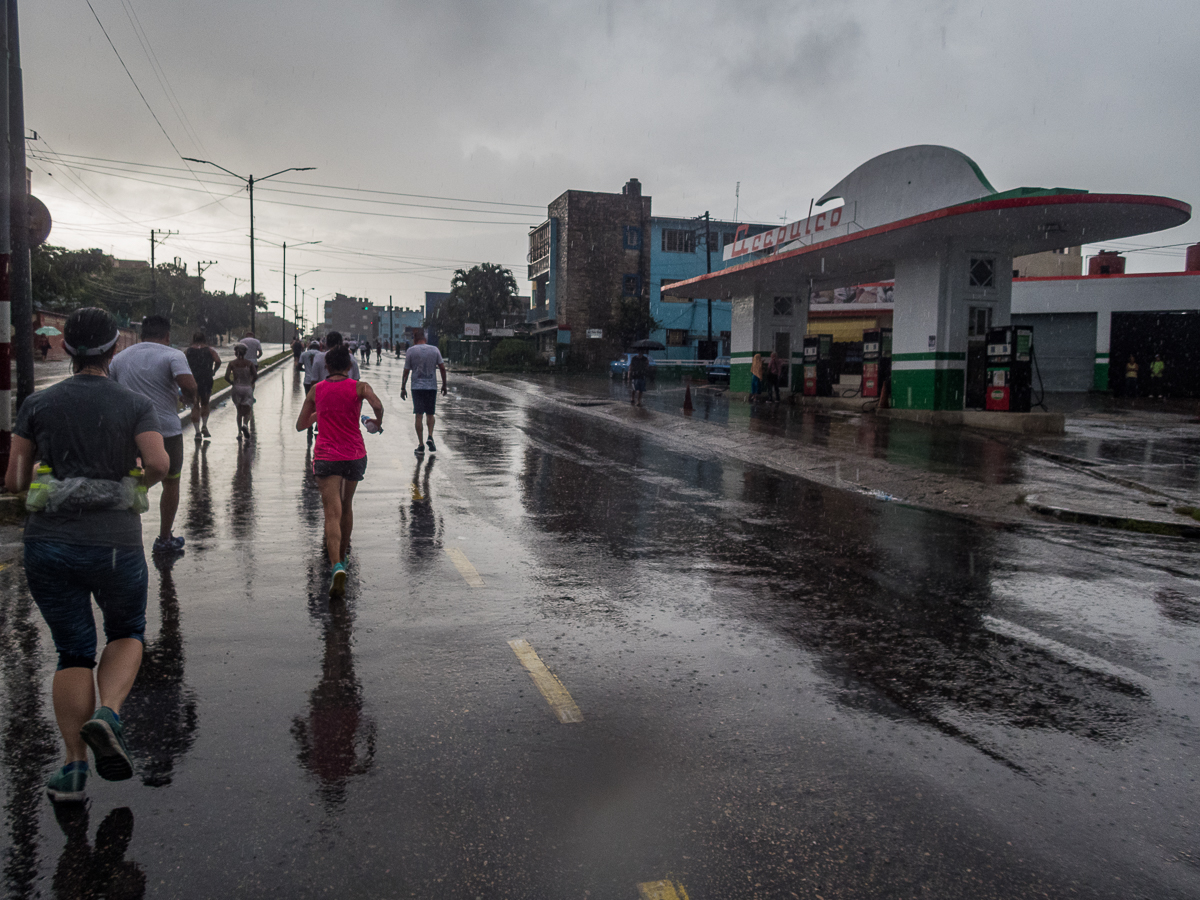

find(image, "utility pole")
[389,295,393,347]
[704,211,713,347]
[9,0,33,413]
[182,158,315,334]
[0,4,10,470]
[149,229,177,315]
[196,259,216,288]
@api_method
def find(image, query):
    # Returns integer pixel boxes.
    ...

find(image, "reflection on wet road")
[0,358,1198,898]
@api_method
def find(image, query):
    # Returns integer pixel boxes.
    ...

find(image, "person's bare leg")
[200,400,210,431]
[414,415,424,445]
[159,478,180,539]
[426,414,435,441]
[318,476,344,564]
[51,668,96,763]
[339,480,359,560]
[95,638,143,714]
[191,406,201,434]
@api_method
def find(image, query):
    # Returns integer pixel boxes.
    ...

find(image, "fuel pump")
[803,334,834,397]
[985,325,1033,412]
[862,327,893,399]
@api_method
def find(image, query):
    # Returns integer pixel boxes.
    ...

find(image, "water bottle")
[25,465,54,511]
[128,468,150,514]
[361,414,381,434]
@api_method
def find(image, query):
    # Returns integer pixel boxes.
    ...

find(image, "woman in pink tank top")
[295,344,384,596]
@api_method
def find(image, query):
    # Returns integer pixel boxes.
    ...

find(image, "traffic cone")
[683,379,694,413]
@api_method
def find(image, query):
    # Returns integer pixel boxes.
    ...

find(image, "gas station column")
[729,288,808,394]
[890,245,1012,411]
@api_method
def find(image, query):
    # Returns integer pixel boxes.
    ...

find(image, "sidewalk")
[474,372,1200,537]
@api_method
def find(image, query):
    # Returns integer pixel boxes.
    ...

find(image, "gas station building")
[662,145,1191,412]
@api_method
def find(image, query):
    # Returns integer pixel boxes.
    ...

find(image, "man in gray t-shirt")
[400,328,447,457]
[240,332,263,369]
[109,315,197,553]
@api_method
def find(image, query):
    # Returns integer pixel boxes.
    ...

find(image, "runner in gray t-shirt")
[109,315,196,554]
[400,328,447,457]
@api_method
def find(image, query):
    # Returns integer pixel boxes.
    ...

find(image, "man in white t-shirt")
[309,331,360,383]
[240,331,263,369]
[400,327,447,457]
[110,315,197,554]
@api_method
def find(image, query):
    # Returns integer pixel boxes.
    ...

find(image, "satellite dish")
[28,195,52,246]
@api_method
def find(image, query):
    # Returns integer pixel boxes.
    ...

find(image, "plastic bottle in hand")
[361,414,381,434]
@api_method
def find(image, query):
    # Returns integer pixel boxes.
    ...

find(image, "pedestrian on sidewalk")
[292,336,304,369]
[767,350,784,402]
[629,349,650,406]
[185,332,221,442]
[400,327,447,457]
[240,331,263,370]
[109,315,196,555]
[1124,354,1139,399]
[295,343,384,597]
[5,307,170,803]
[375,339,382,364]
[750,353,764,401]
[225,344,258,442]
[1150,354,1166,399]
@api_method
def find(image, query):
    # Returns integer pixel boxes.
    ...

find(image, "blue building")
[649,216,772,359]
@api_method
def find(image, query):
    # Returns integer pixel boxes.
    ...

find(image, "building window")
[722,232,735,247]
[968,306,992,338]
[623,226,642,250]
[659,278,687,302]
[622,274,642,297]
[666,329,688,347]
[968,257,996,288]
[772,296,794,316]
[662,229,695,253]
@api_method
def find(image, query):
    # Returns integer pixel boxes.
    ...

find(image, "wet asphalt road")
[1,358,1199,899]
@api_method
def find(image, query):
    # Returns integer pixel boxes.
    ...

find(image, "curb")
[1024,494,1200,540]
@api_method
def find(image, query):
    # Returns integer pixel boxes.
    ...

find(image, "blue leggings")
[23,541,147,670]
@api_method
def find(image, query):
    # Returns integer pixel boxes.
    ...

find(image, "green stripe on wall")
[891,369,964,410]
[892,352,967,362]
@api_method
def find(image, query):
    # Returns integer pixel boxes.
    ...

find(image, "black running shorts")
[312,456,367,481]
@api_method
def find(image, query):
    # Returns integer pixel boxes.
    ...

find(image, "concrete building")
[663,145,1189,415]
[322,294,375,341]
[527,179,771,362]
[377,306,425,345]
[528,178,652,364]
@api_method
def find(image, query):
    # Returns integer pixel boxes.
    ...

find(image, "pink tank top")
[313,378,366,461]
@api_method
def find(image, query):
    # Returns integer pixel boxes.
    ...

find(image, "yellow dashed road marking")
[638,880,690,900]
[507,638,583,724]
[445,547,484,587]
[0,563,9,574]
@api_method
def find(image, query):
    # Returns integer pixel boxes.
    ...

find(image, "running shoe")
[414,444,425,457]
[241,426,251,440]
[329,562,347,597]
[46,762,88,803]
[426,438,436,453]
[194,431,202,442]
[152,534,185,554]
[80,708,134,781]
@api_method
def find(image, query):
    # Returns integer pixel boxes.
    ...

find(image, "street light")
[291,269,320,347]
[282,242,320,350]
[181,157,315,331]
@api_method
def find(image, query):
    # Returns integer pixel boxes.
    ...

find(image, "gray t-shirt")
[310,350,359,383]
[240,336,263,365]
[109,341,192,438]
[300,349,321,384]
[404,343,444,390]
[15,375,159,548]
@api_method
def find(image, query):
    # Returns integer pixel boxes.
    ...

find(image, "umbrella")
[630,339,665,351]
[35,326,61,336]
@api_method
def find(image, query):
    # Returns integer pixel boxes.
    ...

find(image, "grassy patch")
[1175,506,1200,522]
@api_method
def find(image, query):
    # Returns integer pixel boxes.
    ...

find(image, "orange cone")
[683,379,694,413]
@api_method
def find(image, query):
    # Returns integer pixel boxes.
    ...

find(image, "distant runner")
[185,331,221,441]
[5,307,170,803]
[240,331,263,369]
[400,328,447,457]
[110,315,196,554]
[225,343,258,441]
[310,331,360,383]
[295,343,384,597]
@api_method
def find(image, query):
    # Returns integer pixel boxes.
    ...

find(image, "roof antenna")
[734,182,740,224]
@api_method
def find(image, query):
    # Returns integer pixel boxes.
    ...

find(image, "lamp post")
[282,242,320,350]
[181,158,314,332]
[291,269,319,347]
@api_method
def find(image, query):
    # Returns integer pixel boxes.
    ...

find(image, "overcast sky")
[24,0,1200,323]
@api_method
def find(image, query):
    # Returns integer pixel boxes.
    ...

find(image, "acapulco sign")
[723,205,845,262]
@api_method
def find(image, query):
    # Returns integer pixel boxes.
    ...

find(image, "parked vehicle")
[610,353,658,379]
[706,357,731,383]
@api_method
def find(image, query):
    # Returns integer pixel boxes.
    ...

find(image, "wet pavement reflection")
[0,359,1197,898]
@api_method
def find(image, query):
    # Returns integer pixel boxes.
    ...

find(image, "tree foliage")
[31,243,264,335]
[612,295,660,349]
[430,262,520,336]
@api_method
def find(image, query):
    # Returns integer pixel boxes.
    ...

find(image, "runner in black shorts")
[185,332,221,441]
